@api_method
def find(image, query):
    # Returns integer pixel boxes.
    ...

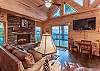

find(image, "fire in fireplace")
[17,34,30,45]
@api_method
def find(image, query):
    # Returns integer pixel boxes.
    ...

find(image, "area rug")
[57,48,67,51]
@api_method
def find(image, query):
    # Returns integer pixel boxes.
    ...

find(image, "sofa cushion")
[28,49,42,62]
[63,62,79,71]
[17,43,35,51]
[74,67,87,71]
[25,57,46,71]
[12,48,35,69]
[4,44,16,53]
[0,47,25,71]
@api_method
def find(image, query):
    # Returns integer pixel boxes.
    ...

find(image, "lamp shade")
[36,33,56,55]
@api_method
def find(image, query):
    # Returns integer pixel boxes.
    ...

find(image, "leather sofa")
[0,47,45,71]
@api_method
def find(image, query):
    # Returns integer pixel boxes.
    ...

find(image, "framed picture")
[21,19,29,28]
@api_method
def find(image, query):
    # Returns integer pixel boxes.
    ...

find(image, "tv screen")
[73,17,96,30]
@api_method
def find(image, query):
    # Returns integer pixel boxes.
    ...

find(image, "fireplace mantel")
[13,27,33,33]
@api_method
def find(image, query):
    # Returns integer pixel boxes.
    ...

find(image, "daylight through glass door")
[52,26,68,48]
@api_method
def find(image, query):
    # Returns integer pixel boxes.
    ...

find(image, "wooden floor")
[56,47,100,68]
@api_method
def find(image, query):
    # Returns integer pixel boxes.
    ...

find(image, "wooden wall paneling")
[91,0,100,8]
[96,12,100,34]
[87,31,98,41]
[0,10,8,43]
[43,9,100,47]
[71,31,85,41]
[60,0,64,16]
[83,0,89,9]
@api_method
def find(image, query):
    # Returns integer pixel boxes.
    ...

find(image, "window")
[73,0,84,6]
[0,22,4,46]
[64,4,77,15]
[90,0,95,5]
[53,4,77,17]
[53,7,61,17]
[52,26,68,48]
[35,27,41,42]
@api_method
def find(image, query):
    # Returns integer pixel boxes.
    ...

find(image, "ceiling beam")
[60,0,64,16]
[47,0,58,19]
[47,6,58,19]
[65,0,83,12]
[91,0,100,8]
[83,0,89,9]
[44,8,100,24]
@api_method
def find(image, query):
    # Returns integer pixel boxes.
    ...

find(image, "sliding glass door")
[0,22,4,46]
[52,26,68,48]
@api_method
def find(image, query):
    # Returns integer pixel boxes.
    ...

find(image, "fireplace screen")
[17,34,30,45]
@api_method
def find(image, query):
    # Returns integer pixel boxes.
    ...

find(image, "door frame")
[51,25,69,49]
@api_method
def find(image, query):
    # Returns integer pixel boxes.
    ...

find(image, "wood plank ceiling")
[0,0,100,21]
[17,0,100,20]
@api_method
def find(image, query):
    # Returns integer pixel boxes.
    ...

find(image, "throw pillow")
[27,49,42,62]
[12,48,35,69]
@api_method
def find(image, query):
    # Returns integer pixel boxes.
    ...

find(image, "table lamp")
[36,33,57,55]
[35,32,57,71]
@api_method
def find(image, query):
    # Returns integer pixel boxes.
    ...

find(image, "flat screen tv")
[73,17,96,30]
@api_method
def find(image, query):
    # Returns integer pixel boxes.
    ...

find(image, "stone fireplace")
[8,15,35,45]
